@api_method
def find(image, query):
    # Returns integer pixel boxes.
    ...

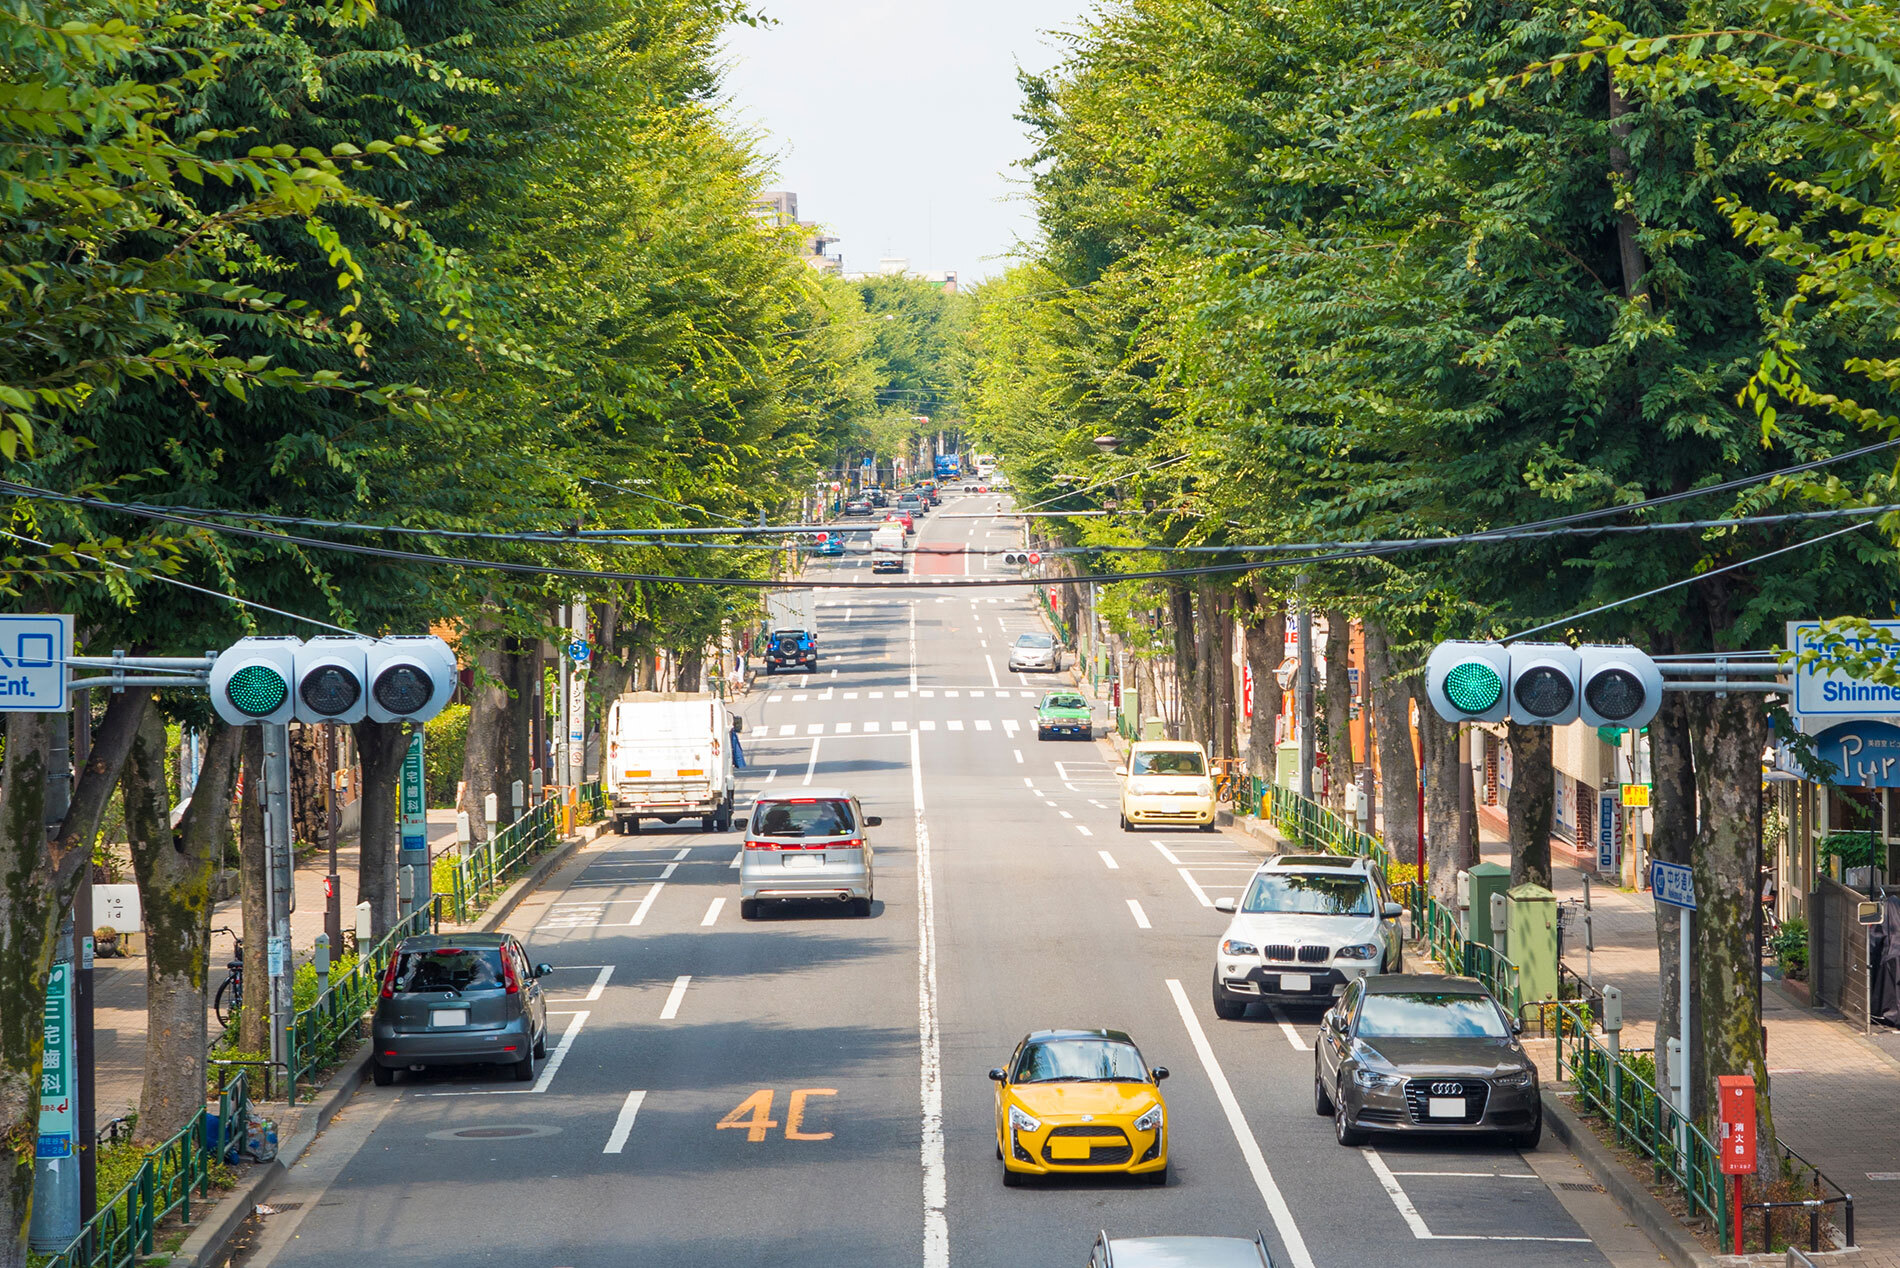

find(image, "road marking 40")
[716,1088,838,1142]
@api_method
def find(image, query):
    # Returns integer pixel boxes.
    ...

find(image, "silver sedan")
[1008,631,1062,672]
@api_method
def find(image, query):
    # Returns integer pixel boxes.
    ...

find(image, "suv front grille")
[1262,944,1297,962]
[1298,944,1330,964]
[1042,1125,1133,1166]
[1404,1079,1489,1125]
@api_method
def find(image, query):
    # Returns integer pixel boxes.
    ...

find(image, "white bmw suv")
[1210,854,1403,1020]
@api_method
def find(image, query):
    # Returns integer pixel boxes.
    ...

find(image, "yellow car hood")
[1010,1082,1158,1120]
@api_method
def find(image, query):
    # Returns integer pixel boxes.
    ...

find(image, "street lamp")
[1092,434,1122,452]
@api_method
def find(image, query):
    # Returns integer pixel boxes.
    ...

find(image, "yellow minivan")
[1117,739,1216,831]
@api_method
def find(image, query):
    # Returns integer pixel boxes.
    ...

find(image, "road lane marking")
[911,727,949,1268]
[1153,841,1184,864]
[659,975,691,1020]
[806,723,823,735]
[1023,777,1035,787]
[974,719,991,731]
[865,721,881,732]
[603,1090,646,1153]
[805,737,822,784]
[627,883,664,925]
[1127,899,1150,928]
[1165,979,1316,1268]
[909,603,918,691]
[1014,749,1023,763]
[1058,810,1073,819]
[920,720,936,731]
[985,654,999,687]
[947,720,963,731]
[1265,1003,1312,1051]
[729,850,742,868]
[1099,851,1119,869]
[1076,825,1093,837]
[1179,868,1214,907]
[1387,1170,1542,1179]
[1002,719,1018,736]
[412,1009,590,1097]
[778,725,796,737]
[1360,1149,1591,1242]
[701,897,725,926]
[672,847,691,861]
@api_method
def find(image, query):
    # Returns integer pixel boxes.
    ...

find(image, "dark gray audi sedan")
[1313,974,1540,1148]
[371,934,551,1085]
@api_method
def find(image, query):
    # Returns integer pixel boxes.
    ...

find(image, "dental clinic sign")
[1789,619,1900,732]
[0,615,71,712]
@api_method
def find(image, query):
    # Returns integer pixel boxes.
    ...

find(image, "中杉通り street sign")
[1651,860,1697,910]
[0,615,72,712]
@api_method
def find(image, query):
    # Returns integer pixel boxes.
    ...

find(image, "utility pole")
[1457,723,1475,854]
[324,724,342,953]
[30,705,78,1249]
[556,600,572,789]
[262,722,294,1083]
[1295,578,1314,800]
[73,695,94,1224]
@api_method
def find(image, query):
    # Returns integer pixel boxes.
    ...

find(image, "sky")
[720,0,1093,285]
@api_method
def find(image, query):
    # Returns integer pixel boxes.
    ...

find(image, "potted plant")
[1820,830,1883,891]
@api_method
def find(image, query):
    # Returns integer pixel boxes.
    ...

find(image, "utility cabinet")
[1506,882,1559,1004]
[1462,862,1511,947]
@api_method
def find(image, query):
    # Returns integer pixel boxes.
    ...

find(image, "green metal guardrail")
[1261,783,1394,876]
[438,798,560,924]
[44,1068,251,1268]
[1554,1000,1731,1245]
[286,902,431,1103]
[579,780,606,824]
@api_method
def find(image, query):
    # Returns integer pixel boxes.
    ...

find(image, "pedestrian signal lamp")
[1577,644,1663,730]
[365,636,458,724]
[1425,641,1510,723]
[210,636,301,725]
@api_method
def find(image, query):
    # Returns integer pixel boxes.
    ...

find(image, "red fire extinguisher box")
[1717,1075,1757,1176]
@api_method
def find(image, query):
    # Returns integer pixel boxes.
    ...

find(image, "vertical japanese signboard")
[37,962,73,1158]
[398,732,429,916]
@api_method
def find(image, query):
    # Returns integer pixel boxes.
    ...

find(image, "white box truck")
[871,523,906,574]
[605,692,737,834]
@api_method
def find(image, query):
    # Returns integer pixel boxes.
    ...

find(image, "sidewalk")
[1469,828,1900,1262]
[92,812,466,1128]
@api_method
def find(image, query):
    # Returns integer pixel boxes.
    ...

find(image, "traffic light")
[1424,641,1510,723]
[1508,643,1582,725]
[365,635,458,724]
[1425,639,1664,727]
[1577,644,1663,729]
[210,636,301,725]
[1002,551,1029,566]
[294,636,373,724]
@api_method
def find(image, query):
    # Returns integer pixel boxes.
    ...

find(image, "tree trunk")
[239,727,270,1054]
[1241,589,1284,782]
[1323,611,1354,810]
[1364,622,1418,850]
[676,647,704,694]
[1505,722,1554,888]
[352,720,412,943]
[1209,588,1238,762]
[1419,707,1474,901]
[1648,692,1696,1094]
[500,638,537,801]
[0,691,151,1267]
[1607,79,1650,304]
[1168,584,1206,745]
[1688,693,1775,1171]
[287,724,326,848]
[126,715,239,1145]
[458,645,507,844]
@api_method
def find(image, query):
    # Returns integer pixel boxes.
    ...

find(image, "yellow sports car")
[990,1028,1170,1186]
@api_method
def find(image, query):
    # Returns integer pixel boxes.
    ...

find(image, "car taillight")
[834,838,863,850]
[745,839,779,850]
[380,957,400,999]
[501,953,521,995]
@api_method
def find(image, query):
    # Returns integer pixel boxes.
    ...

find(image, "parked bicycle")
[213,926,243,1027]
[1211,758,1245,808]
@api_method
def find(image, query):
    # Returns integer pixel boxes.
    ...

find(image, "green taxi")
[1036,690,1094,741]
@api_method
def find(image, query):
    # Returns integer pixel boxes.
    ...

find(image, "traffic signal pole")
[262,722,294,1081]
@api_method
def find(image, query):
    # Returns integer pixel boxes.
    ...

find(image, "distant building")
[755,190,842,274]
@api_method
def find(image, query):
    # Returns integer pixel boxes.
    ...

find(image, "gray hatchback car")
[371,933,551,1085]
[1314,974,1540,1148]
[737,789,881,919]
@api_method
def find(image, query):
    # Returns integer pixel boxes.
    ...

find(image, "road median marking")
[626,882,664,925]
[1099,851,1119,869]
[701,896,725,926]
[1126,899,1150,928]
[603,1090,646,1154]
[659,974,691,1020]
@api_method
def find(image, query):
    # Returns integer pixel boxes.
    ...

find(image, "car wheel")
[1121,815,1135,832]
[714,811,733,832]
[1002,1162,1024,1188]
[533,1029,547,1059]
[1334,1081,1368,1147]
[1200,820,1217,833]
[1511,1109,1544,1151]
[850,897,872,918]
[1212,977,1247,1020]
[512,1051,535,1082]
[1314,1069,1334,1115]
[740,899,761,921]
[702,815,716,833]
[1081,728,1092,741]
[372,1062,394,1087]
[1144,1161,1169,1186]
[625,817,640,835]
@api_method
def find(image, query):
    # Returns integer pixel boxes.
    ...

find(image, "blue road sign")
[1650,860,1697,910]
[567,640,590,665]
[0,615,71,712]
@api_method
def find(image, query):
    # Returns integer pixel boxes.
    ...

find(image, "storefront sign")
[36,962,72,1158]
[1814,718,1900,787]
[1597,791,1619,873]
[1789,619,1900,727]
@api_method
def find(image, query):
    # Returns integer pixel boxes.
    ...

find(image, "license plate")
[1428,1097,1465,1118]
[1279,973,1311,992]
[430,1009,468,1028]
[1049,1138,1104,1160]
[783,854,823,869]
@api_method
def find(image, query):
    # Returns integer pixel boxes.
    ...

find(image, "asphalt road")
[234,493,1666,1268]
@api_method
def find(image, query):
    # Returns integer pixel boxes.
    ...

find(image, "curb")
[1542,1089,1717,1268]
[169,820,608,1267]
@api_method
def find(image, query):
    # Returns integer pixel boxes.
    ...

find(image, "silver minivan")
[738,788,880,919]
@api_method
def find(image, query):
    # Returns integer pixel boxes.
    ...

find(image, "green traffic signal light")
[1444,660,1504,714]
[226,664,290,717]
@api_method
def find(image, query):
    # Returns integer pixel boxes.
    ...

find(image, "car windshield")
[393,947,504,994]
[1013,1039,1147,1083]
[1131,749,1205,776]
[1045,694,1086,710]
[752,798,855,838]
[1240,873,1373,916]
[1015,633,1054,649]
[1357,991,1509,1039]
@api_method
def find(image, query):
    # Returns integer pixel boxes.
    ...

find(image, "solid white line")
[729,850,742,869]
[584,965,613,1001]
[1165,979,1317,1268]
[1099,851,1119,869]
[659,975,691,1020]
[985,654,999,688]
[1178,868,1214,908]
[627,883,664,925]
[805,737,822,785]
[701,897,725,926]
[527,1008,587,1092]
[658,862,678,879]
[1362,1147,1434,1239]
[603,1090,646,1154]
[1386,1171,1542,1179]
[912,727,949,1268]
[1152,841,1184,865]
[672,847,691,861]
[1265,1002,1313,1051]
[909,603,918,692]
[1126,899,1150,929]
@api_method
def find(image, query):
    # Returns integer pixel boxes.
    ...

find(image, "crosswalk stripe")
[920,720,936,731]
[947,720,964,731]
[975,720,992,731]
